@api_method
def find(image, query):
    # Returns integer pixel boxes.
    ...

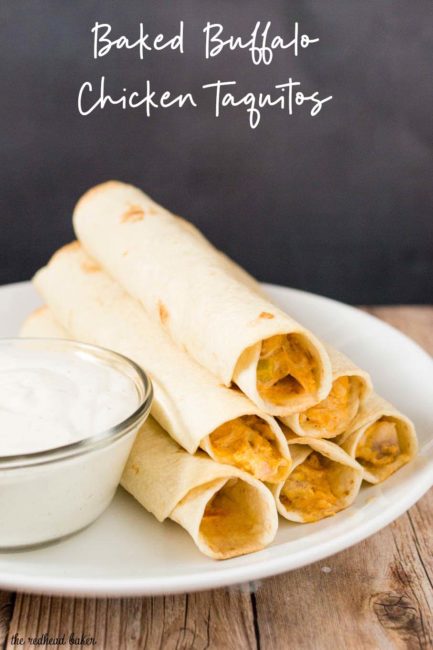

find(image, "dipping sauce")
[0,338,152,549]
[0,347,139,455]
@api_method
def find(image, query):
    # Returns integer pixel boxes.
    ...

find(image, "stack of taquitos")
[26,180,418,557]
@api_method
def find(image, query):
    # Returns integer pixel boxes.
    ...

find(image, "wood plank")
[7,588,258,649]
[3,306,433,650]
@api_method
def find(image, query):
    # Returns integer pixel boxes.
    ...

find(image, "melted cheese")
[210,415,289,483]
[280,452,344,522]
[257,334,316,404]
[299,376,356,436]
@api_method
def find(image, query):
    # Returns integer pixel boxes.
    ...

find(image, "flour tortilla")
[281,346,372,438]
[338,393,417,483]
[73,181,332,415]
[20,305,68,338]
[272,436,363,522]
[33,244,290,482]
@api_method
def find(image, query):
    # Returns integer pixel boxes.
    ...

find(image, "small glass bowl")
[0,338,153,549]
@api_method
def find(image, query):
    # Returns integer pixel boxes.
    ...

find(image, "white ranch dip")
[0,340,150,549]
[0,347,139,455]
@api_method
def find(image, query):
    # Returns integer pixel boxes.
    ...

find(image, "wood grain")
[0,593,14,648]
[1,306,432,650]
[254,492,433,649]
[6,589,258,649]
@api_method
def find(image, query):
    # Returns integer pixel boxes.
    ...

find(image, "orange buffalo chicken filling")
[209,415,289,483]
[356,418,409,479]
[280,452,346,522]
[199,480,261,556]
[299,376,358,437]
[200,486,237,543]
[257,334,317,405]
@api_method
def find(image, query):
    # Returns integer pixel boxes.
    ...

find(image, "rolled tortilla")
[273,436,363,522]
[216,262,373,440]
[33,244,291,483]
[339,394,418,484]
[73,181,332,415]
[121,417,278,559]
[280,346,372,438]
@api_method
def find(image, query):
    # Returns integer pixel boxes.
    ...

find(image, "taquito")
[273,437,363,522]
[33,244,291,483]
[339,394,417,483]
[122,417,278,559]
[281,346,372,439]
[73,181,332,415]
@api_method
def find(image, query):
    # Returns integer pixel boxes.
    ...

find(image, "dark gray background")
[1,1,432,303]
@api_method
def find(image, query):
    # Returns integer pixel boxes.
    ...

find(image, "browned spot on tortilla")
[50,241,80,264]
[158,301,169,325]
[75,181,123,212]
[178,216,199,234]
[259,312,275,319]
[122,250,129,257]
[81,259,101,273]
[32,305,49,317]
[121,204,145,223]
[227,383,242,393]
[63,241,80,251]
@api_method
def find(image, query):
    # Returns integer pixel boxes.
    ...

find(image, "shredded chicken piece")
[210,415,289,483]
[280,452,343,522]
[357,420,401,467]
[299,376,355,436]
[257,335,316,403]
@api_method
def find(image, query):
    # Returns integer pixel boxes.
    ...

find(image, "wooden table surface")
[1,306,432,650]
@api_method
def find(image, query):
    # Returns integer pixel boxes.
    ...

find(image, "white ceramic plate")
[0,281,432,597]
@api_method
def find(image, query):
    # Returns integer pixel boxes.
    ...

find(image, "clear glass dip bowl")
[0,338,153,549]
